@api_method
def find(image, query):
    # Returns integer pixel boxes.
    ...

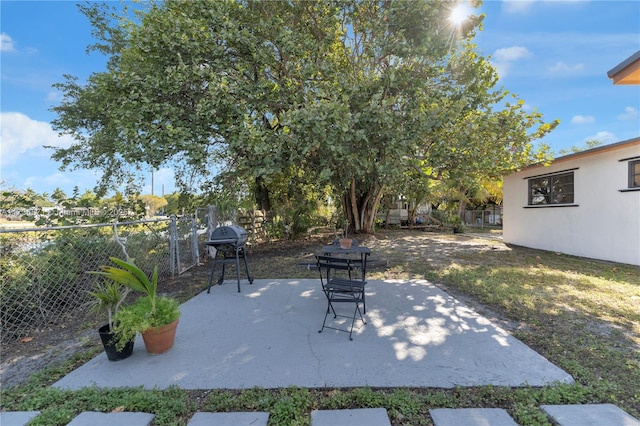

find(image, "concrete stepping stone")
[430,408,518,426]
[187,411,269,425]
[540,403,640,426]
[0,411,41,426]
[66,411,155,426]
[311,407,391,426]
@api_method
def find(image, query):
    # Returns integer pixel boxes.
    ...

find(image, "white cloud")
[585,131,616,144]
[23,172,78,192]
[47,90,63,103]
[503,0,588,14]
[571,115,595,124]
[0,112,76,167]
[493,46,532,62]
[1,32,15,52]
[0,113,178,195]
[503,0,536,14]
[19,168,103,195]
[617,106,638,121]
[491,46,532,78]
[548,61,585,74]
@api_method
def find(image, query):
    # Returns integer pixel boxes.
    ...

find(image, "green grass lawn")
[2,229,638,425]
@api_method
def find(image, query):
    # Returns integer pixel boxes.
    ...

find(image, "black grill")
[209,225,248,251]
[206,225,253,293]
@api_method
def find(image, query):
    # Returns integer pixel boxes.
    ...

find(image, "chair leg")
[320,295,366,340]
[330,297,338,318]
[347,302,366,340]
[319,300,332,333]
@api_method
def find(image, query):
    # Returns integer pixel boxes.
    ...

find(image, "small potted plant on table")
[91,257,181,355]
[337,222,353,249]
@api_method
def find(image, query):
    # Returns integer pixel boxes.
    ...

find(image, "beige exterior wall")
[503,141,640,266]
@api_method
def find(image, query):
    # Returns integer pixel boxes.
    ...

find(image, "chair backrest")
[316,255,354,270]
[316,255,356,282]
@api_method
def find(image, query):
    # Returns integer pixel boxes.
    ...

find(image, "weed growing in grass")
[267,387,313,426]
[27,408,77,426]
[232,387,275,411]
[317,388,350,409]
[204,387,314,425]
[384,388,425,422]
[202,391,236,411]
[512,402,552,426]
[349,387,386,407]
[422,390,450,406]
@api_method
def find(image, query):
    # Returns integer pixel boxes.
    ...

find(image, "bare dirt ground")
[0,228,508,388]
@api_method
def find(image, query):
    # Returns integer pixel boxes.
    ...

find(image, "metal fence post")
[191,216,199,266]
[206,206,218,260]
[170,215,177,277]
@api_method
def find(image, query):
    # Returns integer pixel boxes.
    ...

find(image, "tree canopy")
[51,0,558,233]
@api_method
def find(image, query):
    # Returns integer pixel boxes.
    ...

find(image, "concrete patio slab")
[66,411,155,426]
[0,411,41,426]
[540,404,640,426]
[429,408,519,426]
[311,407,391,425]
[52,279,573,390]
[187,411,269,426]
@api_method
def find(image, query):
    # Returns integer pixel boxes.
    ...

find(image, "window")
[629,159,640,188]
[528,171,574,205]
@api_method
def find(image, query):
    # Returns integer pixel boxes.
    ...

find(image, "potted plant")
[337,222,353,249]
[92,257,181,355]
[339,237,353,249]
[85,279,134,361]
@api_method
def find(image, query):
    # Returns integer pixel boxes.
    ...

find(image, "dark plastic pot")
[98,324,134,361]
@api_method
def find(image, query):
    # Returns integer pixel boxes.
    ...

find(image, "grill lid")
[208,225,248,248]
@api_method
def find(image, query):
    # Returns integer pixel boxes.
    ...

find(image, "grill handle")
[206,238,237,245]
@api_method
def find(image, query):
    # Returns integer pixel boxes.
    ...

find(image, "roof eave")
[607,50,640,85]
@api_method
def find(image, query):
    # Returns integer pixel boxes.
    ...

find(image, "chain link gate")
[0,216,199,343]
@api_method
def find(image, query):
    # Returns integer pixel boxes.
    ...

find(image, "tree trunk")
[457,186,467,221]
[342,180,384,234]
[408,206,417,229]
[349,178,360,233]
[254,177,271,211]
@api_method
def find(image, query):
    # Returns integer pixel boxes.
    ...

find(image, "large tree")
[52,0,557,233]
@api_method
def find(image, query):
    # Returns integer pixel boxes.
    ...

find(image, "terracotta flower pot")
[339,238,353,249]
[141,318,179,355]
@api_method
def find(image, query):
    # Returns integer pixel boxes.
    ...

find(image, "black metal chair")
[316,255,367,340]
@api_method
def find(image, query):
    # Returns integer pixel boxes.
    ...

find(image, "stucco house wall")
[503,137,640,266]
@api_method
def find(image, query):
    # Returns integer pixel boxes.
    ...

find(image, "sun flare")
[449,3,472,26]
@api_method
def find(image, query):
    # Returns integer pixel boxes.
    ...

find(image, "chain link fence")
[0,216,200,343]
[463,208,503,228]
[0,206,500,343]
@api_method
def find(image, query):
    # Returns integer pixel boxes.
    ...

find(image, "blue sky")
[1,0,639,197]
